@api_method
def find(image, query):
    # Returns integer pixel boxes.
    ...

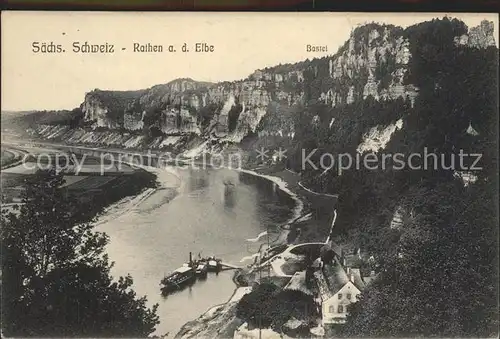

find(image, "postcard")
[1,11,498,339]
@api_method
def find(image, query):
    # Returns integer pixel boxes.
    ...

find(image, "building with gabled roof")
[314,257,368,325]
[284,271,314,296]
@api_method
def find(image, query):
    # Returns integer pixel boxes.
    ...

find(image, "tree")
[288,18,499,338]
[342,180,499,337]
[1,170,159,337]
[236,283,317,332]
[320,245,336,265]
[236,282,278,328]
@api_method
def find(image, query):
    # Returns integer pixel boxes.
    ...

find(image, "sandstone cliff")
[34,19,495,152]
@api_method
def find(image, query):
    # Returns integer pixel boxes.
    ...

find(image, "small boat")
[207,256,222,272]
[160,265,196,295]
[195,260,208,278]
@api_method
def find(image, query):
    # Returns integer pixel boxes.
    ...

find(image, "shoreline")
[84,152,306,338]
[175,165,313,339]
[93,164,182,227]
[237,168,304,227]
[174,164,340,338]
[4,140,323,338]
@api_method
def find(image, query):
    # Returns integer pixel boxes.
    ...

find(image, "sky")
[1,12,498,111]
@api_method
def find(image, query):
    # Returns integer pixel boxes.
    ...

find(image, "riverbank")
[28,138,331,242]
[175,163,338,339]
[90,157,299,338]
[5,139,335,338]
[174,286,253,339]
[92,164,181,234]
[245,164,338,244]
[0,147,25,170]
[0,143,159,222]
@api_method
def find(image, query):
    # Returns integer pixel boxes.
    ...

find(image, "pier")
[219,262,241,270]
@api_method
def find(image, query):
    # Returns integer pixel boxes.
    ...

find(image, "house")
[314,257,368,325]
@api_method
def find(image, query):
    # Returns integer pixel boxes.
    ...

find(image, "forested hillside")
[3,17,498,337]
[284,18,498,337]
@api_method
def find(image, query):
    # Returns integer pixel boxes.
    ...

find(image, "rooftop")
[284,271,313,296]
[315,257,367,299]
[323,258,351,296]
[174,266,193,274]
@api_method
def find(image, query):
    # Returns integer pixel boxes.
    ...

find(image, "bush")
[236,283,317,332]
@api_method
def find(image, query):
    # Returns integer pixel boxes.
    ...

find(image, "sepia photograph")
[1,11,499,338]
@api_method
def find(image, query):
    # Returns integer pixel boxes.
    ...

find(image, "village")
[231,235,379,338]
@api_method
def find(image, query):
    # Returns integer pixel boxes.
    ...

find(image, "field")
[0,173,27,187]
[1,144,156,220]
[60,175,89,188]
[1,149,16,167]
[64,176,117,190]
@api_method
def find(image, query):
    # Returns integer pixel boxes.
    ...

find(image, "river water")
[95,166,297,337]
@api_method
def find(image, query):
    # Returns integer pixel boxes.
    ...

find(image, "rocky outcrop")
[175,287,255,339]
[78,24,419,141]
[454,20,496,49]
[322,25,418,108]
[72,19,495,147]
[357,118,403,154]
[82,89,146,129]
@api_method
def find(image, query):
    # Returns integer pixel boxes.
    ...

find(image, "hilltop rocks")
[324,25,417,107]
[454,20,496,48]
[81,93,115,129]
[81,89,146,129]
[74,19,495,149]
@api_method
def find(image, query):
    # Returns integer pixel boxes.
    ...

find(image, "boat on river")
[160,253,226,294]
[207,256,222,272]
[195,260,208,278]
[160,265,196,295]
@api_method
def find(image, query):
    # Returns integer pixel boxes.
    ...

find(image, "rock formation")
[36,19,496,150]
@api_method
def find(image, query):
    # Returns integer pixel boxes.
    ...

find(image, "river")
[95,166,298,337]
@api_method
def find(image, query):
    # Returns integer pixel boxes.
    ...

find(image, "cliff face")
[322,24,417,107]
[454,19,496,48]
[61,20,495,148]
[82,89,146,129]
